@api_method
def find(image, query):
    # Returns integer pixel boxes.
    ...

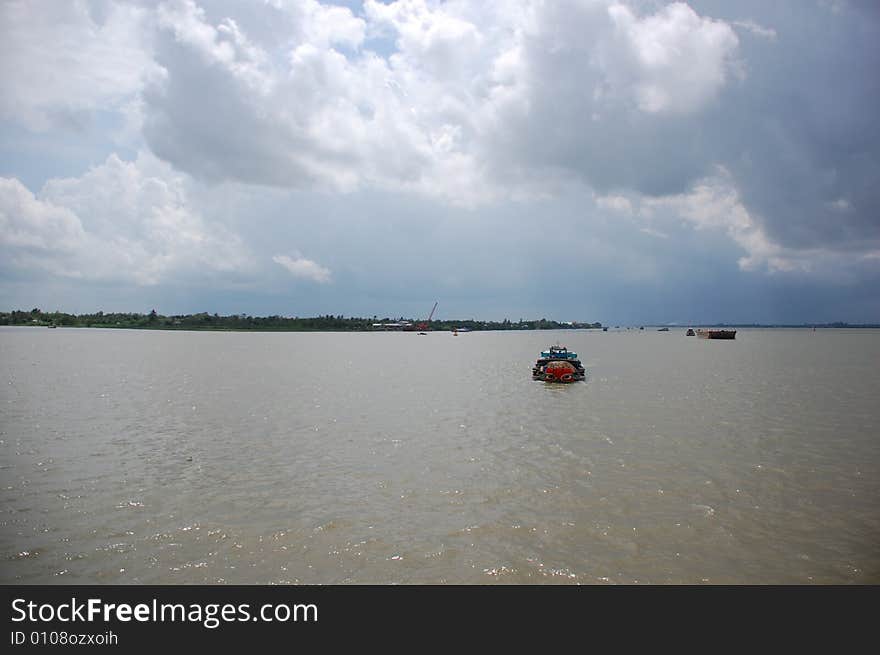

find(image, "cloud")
[606,2,740,114]
[365,0,486,82]
[0,177,91,279]
[138,0,742,204]
[471,0,742,200]
[640,169,795,273]
[637,168,880,278]
[733,19,777,40]
[596,194,634,215]
[0,152,250,284]
[272,253,331,283]
[706,1,880,262]
[144,0,448,195]
[639,227,669,239]
[0,0,159,132]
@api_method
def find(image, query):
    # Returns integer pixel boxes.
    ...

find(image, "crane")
[417,301,438,334]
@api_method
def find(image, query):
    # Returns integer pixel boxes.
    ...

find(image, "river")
[1,326,878,583]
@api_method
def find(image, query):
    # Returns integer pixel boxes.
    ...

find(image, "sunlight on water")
[1,327,878,583]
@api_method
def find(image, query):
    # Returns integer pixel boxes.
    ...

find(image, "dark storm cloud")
[483,0,880,260]
[695,0,880,254]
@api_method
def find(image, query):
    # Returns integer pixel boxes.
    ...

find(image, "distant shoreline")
[1,309,601,332]
[2,309,878,332]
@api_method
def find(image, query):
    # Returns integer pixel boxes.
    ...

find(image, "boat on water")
[532,345,585,383]
[695,328,736,339]
[658,327,669,332]
[686,328,695,336]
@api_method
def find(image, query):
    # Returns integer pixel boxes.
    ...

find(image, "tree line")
[1,308,603,332]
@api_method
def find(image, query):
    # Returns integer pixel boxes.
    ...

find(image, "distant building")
[371,322,412,330]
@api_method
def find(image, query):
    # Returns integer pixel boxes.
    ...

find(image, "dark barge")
[532,345,586,382]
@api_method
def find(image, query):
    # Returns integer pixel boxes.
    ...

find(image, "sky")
[1,0,878,325]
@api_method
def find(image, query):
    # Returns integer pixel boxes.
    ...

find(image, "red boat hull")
[543,360,577,382]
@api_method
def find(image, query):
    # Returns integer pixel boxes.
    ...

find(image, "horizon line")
[2,308,879,328]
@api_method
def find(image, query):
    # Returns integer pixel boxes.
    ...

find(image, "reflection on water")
[1,327,878,583]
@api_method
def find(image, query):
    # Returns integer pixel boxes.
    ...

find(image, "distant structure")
[371,321,412,330]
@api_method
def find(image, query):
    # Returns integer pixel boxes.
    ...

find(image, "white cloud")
[136,0,742,204]
[300,0,366,50]
[273,253,331,283]
[607,2,740,114]
[596,194,634,215]
[639,169,796,272]
[0,178,85,253]
[639,227,669,239]
[146,0,448,194]
[733,20,777,41]
[0,152,250,284]
[637,169,880,276]
[827,198,851,212]
[156,0,273,94]
[0,0,159,131]
[365,0,486,82]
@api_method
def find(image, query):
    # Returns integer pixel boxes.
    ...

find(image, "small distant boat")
[695,329,736,340]
[602,327,608,332]
[686,328,695,336]
[658,327,669,332]
[532,345,585,383]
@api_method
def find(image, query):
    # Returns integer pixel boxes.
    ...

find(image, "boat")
[658,327,669,332]
[532,345,586,383]
[686,328,695,336]
[695,329,736,339]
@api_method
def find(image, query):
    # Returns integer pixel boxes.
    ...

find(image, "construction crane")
[417,301,438,334]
